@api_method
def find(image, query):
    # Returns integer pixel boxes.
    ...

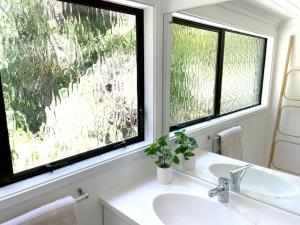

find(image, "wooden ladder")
[268,35,300,175]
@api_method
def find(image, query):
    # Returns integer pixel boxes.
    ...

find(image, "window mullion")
[258,39,268,105]
[214,30,225,118]
[136,11,145,141]
[0,77,14,186]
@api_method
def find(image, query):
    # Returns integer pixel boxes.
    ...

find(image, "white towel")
[218,126,243,160]
[1,196,79,225]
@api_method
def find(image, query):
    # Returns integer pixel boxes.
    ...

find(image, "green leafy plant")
[144,136,180,168]
[174,130,198,160]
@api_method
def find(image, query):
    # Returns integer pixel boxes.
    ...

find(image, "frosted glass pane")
[220,32,265,114]
[170,22,218,126]
[0,0,138,173]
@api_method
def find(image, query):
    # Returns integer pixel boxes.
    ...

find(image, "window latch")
[44,161,69,172]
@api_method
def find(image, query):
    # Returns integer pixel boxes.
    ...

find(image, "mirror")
[164,0,300,216]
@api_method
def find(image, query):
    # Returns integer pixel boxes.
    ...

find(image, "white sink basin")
[153,193,251,225]
[209,163,299,197]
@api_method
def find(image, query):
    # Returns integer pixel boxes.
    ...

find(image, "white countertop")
[178,149,300,215]
[99,170,300,225]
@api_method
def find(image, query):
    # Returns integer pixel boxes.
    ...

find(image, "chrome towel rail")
[75,188,89,203]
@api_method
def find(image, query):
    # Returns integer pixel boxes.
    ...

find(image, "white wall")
[0,152,155,225]
[265,19,300,166]
[184,112,270,166]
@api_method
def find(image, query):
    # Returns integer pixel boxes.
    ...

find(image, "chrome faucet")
[208,177,229,203]
[230,164,252,192]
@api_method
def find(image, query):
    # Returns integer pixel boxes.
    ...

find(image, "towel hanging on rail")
[218,126,243,160]
[1,196,79,225]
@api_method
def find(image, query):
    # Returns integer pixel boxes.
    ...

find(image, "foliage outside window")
[170,17,266,131]
[0,0,144,186]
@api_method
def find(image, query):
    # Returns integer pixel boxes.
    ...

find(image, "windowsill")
[170,104,268,138]
[0,140,151,203]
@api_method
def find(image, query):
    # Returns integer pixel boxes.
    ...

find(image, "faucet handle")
[229,164,252,192]
[218,177,230,189]
[209,177,230,203]
[230,164,252,176]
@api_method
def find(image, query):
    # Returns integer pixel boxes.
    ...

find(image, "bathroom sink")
[153,193,251,225]
[209,163,299,197]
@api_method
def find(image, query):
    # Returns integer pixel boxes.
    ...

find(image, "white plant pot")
[157,166,172,184]
[183,156,196,171]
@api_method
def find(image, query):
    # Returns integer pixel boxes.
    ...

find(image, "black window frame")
[170,17,267,132]
[0,0,144,187]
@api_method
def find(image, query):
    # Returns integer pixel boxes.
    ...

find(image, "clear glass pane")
[0,0,138,173]
[170,22,218,126]
[220,32,265,114]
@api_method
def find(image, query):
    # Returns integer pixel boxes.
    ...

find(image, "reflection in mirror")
[165,0,300,216]
[170,18,218,129]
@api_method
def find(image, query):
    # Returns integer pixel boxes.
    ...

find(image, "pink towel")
[1,196,79,225]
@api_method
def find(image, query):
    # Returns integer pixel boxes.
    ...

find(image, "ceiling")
[212,0,300,27]
[233,0,300,19]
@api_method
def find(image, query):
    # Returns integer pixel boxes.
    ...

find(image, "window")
[170,19,218,127]
[0,0,144,187]
[170,18,266,131]
[220,32,266,114]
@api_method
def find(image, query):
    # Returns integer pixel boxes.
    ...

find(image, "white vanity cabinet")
[102,205,133,225]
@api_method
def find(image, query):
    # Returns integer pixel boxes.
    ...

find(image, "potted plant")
[174,131,199,171]
[144,136,180,184]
